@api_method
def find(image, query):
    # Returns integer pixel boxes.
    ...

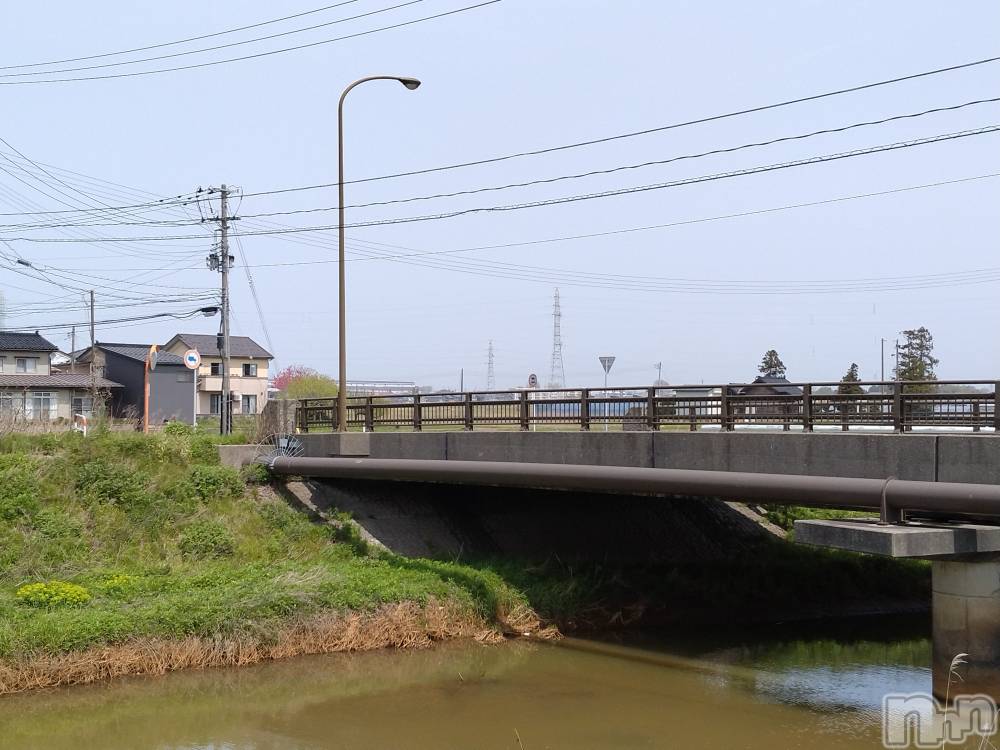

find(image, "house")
[162,333,272,417]
[729,375,803,398]
[0,331,121,421]
[728,375,803,418]
[72,343,193,424]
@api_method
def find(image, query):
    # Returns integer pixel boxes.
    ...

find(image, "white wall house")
[163,333,273,416]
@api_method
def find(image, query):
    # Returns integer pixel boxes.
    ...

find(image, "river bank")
[0,429,545,694]
[0,429,929,694]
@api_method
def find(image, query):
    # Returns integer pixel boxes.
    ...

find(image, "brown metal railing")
[295,380,1000,434]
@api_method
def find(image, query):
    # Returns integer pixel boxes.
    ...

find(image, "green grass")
[762,505,878,535]
[0,430,526,660]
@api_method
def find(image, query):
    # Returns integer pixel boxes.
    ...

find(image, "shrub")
[0,454,39,521]
[189,435,219,464]
[31,508,82,539]
[189,465,243,501]
[75,460,149,509]
[241,462,271,485]
[178,521,235,559]
[15,580,91,608]
[163,421,194,437]
[97,573,138,598]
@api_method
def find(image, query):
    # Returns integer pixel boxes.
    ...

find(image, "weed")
[178,521,236,559]
[15,581,91,608]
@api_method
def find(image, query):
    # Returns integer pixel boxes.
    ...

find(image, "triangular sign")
[599,356,616,373]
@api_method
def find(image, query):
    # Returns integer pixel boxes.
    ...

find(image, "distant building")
[72,343,192,424]
[729,375,803,398]
[162,333,272,416]
[0,331,121,420]
[729,375,802,418]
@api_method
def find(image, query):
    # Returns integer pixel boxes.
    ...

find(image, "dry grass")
[0,600,534,695]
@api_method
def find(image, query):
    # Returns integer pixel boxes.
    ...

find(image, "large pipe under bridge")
[266,456,1000,523]
[267,456,1000,700]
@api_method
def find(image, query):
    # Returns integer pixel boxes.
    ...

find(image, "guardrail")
[295,380,1000,433]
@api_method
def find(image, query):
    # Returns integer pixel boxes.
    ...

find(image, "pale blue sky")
[1,1,998,388]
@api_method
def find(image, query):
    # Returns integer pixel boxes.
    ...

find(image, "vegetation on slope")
[0,428,530,685]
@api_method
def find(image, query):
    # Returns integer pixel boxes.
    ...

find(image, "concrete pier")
[933,560,1000,700]
[797,519,1000,701]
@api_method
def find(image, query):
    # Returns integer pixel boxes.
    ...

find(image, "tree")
[837,363,863,395]
[272,365,339,399]
[895,327,938,393]
[758,349,786,378]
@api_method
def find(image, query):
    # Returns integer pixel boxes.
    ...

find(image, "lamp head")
[398,77,421,90]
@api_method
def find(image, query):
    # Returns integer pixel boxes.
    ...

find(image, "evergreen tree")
[837,362,863,395]
[758,349,786,378]
[895,327,938,393]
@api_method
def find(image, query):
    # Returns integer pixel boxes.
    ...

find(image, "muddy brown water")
[0,618,932,749]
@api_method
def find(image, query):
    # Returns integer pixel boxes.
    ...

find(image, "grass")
[762,505,878,535]
[0,428,531,681]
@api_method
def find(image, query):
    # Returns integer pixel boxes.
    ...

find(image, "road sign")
[183,349,202,370]
[148,346,158,371]
[599,356,616,374]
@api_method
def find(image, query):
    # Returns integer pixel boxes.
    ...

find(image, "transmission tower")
[548,288,566,387]
[486,340,496,390]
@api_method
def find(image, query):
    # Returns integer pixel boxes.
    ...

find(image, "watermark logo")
[882,693,998,748]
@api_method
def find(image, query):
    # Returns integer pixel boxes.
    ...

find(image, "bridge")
[241,381,1000,700]
[296,378,1000,433]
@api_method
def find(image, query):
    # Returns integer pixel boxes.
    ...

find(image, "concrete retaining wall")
[296,431,1000,484]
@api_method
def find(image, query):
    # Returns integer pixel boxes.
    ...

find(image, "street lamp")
[337,75,421,432]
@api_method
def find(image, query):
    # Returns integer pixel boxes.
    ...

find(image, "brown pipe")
[266,457,1000,518]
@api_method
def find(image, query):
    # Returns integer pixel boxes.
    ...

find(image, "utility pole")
[205,185,234,434]
[880,338,886,382]
[220,186,231,435]
[89,290,96,411]
[654,361,662,384]
[70,326,76,373]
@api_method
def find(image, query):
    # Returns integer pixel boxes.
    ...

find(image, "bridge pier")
[796,519,1000,702]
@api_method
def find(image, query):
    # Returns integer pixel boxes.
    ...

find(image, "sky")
[0,0,998,390]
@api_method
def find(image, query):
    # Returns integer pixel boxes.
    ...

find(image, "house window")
[242,363,257,377]
[210,362,222,376]
[0,392,20,415]
[241,394,257,413]
[209,393,222,415]
[30,392,53,421]
[16,358,37,374]
[72,396,94,416]
[0,357,5,373]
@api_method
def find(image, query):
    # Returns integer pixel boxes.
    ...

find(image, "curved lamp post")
[337,75,421,432]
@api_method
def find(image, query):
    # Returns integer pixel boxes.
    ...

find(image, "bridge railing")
[294,380,1000,433]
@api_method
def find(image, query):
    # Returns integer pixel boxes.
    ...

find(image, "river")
[0,616,931,749]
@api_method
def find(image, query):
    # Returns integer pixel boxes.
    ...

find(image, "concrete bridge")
[292,430,1000,485]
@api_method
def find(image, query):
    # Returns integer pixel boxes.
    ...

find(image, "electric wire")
[0,1,364,70]
[0,1,501,85]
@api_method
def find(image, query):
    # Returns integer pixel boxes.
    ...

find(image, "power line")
[232,231,275,359]
[3,125,996,243]
[236,96,1000,215]
[46,172,1000,272]
[0,0,423,79]
[241,53,1000,195]
[0,1,501,85]
[0,1,364,70]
